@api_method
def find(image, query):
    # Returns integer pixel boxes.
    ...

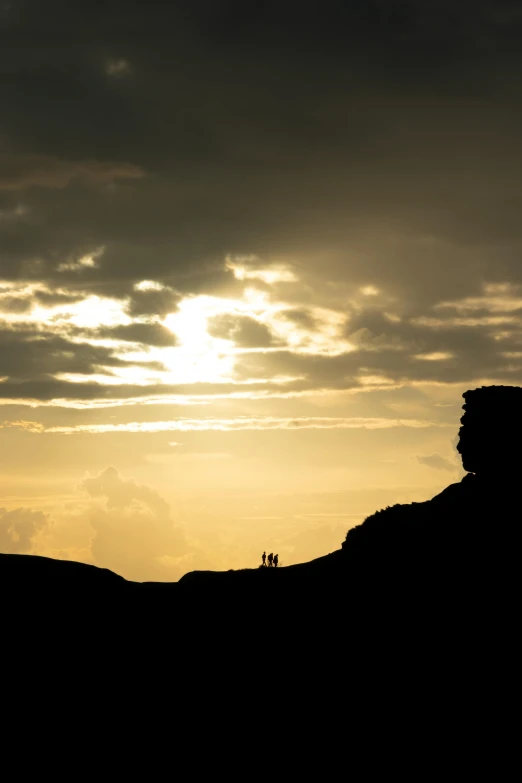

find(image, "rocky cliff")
[457,385,522,474]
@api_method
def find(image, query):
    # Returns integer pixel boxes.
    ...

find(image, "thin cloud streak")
[5,416,452,434]
[0,377,516,410]
[0,154,144,191]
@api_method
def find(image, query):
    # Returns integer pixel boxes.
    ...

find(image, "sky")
[2,0,522,580]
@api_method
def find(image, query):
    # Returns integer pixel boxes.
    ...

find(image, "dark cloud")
[33,290,85,306]
[0,296,32,313]
[126,287,181,317]
[2,0,522,294]
[0,377,310,402]
[281,309,318,331]
[0,154,144,191]
[3,1,522,403]
[0,330,164,381]
[207,314,278,347]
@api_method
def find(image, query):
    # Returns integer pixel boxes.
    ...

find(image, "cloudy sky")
[2,0,522,580]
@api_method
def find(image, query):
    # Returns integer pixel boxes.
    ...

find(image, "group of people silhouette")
[261,551,278,568]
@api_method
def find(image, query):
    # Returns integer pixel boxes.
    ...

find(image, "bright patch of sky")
[56,247,104,272]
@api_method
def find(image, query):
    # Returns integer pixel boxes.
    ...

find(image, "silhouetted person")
[274,554,279,568]
[268,552,273,567]
[262,551,266,567]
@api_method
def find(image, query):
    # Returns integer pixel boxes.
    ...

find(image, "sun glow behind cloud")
[158,284,355,384]
[4,273,522,411]
[163,296,236,383]
[0,262,356,395]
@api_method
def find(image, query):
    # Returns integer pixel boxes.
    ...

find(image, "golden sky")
[2,1,522,579]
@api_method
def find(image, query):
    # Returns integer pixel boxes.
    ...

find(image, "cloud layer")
[2,1,522,419]
[0,154,144,191]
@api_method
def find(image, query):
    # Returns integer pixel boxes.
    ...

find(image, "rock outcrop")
[341,385,521,590]
[457,385,522,474]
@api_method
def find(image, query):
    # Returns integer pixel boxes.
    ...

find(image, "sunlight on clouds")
[0,386,335,410]
[0,265,414,407]
[230,286,353,356]
[54,369,160,386]
[0,281,130,329]
[0,268,355,396]
[413,315,520,327]
[162,289,354,383]
[438,297,522,313]
[269,305,354,355]
[62,295,131,329]
[360,285,379,296]
[165,296,233,348]
[163,296,237,383]
[225,255,298,284]
[357,374,396,386]
[410,282,522,332]
[133,280,167,292]
[414,352,454,361]
[0,280,41,300]
[57,246,104,272]
[435,282,522,314]
[4,267,519,419]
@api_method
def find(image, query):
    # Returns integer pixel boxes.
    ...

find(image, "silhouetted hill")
[0,552,127,592]
[2,386,520,664]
